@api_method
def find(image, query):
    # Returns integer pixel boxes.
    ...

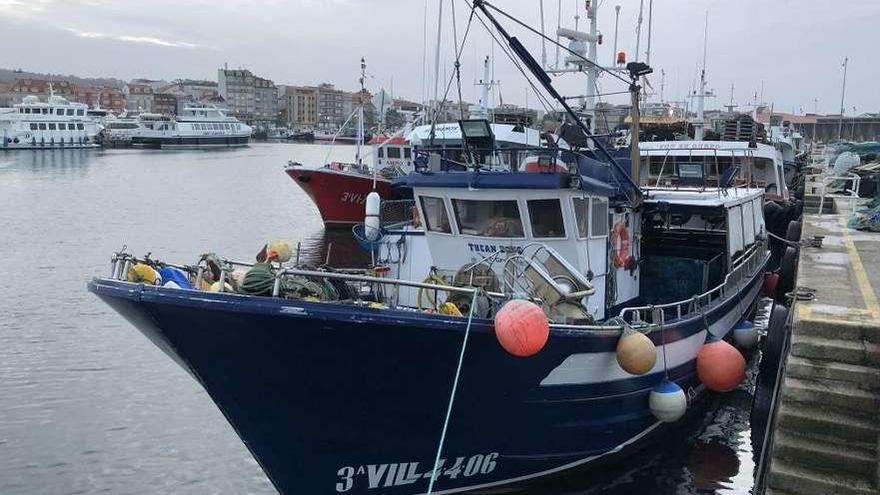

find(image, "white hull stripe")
[541,279,760,386]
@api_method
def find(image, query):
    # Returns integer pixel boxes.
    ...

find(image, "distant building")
[8,78,76,101]
[163,79,219,101]
[282,86,318,128]
[124,82,154,112]
[393,98,423,123]
[218,68,277,126]
[153,93,178,116]
[491,104,536,126]
[316,83,352,129]
[0,82,12,107]
[73,85,125,114]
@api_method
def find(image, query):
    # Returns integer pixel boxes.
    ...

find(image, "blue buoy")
[733,320,758,349]
[649,379,687,422]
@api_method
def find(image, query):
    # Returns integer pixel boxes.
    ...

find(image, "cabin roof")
[639,140,778,159]
[407,122,551,147]
[397,170,568,191]
[644,187,764,208]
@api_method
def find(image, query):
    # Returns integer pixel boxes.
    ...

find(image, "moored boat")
[0,90,101,150]
[87,3,774,494]
[130,104,251,149]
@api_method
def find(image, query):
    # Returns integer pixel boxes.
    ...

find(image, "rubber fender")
[777,247,798,300]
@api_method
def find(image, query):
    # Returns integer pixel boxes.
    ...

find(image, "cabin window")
[420,196,452,233]
[41,108,48,114]
[76,123,84,130]
[452,199,524,238]
[58,123,66,130]
[38,123,46,130]
[387,147,401,159]
[48,123,56,130]
[29,123,38,130]
[56,109,63,115]
[527,199,566,238]
[76,109,84,116]
[572,197,589,238]
[591,198,608,237]
[404,148,411,159]
[377,148,384,158]
[66,109,74,116]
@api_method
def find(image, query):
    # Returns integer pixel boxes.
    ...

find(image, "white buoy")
[649,379,687,422]
[733,320,758,349]
[365,191,381,241]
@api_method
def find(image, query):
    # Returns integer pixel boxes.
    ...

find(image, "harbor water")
[0,143,768,494]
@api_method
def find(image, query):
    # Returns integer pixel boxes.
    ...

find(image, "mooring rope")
[426,289,479,494]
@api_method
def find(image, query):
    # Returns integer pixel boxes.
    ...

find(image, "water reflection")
[0,149,94,172]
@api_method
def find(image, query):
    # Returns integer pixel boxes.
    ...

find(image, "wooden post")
[630,83,641,187]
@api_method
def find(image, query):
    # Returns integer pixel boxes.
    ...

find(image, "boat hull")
[285,167,394,226]
[88,256,765,495]
[131,135,249,149]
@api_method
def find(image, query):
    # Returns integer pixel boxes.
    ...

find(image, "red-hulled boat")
[285,136,411,226]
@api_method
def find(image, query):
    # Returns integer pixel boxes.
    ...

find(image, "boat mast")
[548,0,602,132]
[612,5,621,66]
[694,12,709,141]
[472,0,643,203]
[432,0,444,113]
[837,56,848,140]
[357,57,366,166]
[473,56,492,120]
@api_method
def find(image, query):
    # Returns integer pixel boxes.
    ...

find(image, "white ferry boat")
[130,105,251,149]
[0,93,100,150]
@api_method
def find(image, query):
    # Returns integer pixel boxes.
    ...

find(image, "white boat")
[0,93,101,150]
[130,105,251,149]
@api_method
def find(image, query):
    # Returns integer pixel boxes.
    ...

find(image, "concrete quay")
[766,212,880,495]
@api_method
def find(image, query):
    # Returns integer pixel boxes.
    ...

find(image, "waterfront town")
[2,65,879,142]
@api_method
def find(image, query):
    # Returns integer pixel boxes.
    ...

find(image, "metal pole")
[837,56,848,140]
[586,0,598,132]
[630,82,641,187]
[645,0,653,65]
[432,0,444,112]
[539,0,547,69]
[612,5,621,66]
[634,0,644,63]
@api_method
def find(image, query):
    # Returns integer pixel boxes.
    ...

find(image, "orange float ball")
[494,300,549,357]
[696,340,746,392]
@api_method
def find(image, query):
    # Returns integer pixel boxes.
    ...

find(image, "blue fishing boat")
[88,3,773,493]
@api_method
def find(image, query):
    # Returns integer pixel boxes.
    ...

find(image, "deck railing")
[107,242,766,334]
[618,241,766,328]
[816,173,861,216]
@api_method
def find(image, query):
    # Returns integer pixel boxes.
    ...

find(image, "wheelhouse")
[639,141,788,200]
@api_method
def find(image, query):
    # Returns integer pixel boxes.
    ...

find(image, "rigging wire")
[477,0,631,86]
[428,5,476,140]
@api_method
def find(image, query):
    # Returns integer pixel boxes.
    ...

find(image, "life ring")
[610,221,630,268]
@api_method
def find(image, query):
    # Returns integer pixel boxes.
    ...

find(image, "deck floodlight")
[458,119,495,150]
[626,62,653,79]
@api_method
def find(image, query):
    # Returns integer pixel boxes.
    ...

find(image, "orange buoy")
[696,340,746,392]
[494,300,549,357]
[616,326,657,375]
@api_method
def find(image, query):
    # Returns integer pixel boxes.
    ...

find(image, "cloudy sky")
[1,0,876,115]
